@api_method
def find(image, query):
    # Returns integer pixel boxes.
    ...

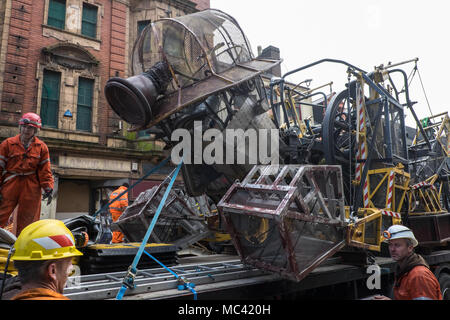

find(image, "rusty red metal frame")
[408,212,450,245]
[217,165,348,282]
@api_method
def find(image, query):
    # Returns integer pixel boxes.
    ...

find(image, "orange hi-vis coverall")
[11,288,70,300]
[0,135,54,235]
[394,265,443,300]
[109,185,128,243]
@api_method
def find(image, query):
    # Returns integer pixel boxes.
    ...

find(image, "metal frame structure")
[268,59,416,207]
[411,112,449,156]
[366,165,410,224]
[102,5,450,288]
[346,208,383,252]
[409,174,446,215]
[114,180,211,249]
[218,165,353,282]
[267,57,449,249]
[324,69,410,215]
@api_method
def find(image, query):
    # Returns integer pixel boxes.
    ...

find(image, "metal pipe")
[347,74,353,208]
[295,101,326,108]
[383,97,393,162]
[296,91,329,109]
[360,72,402,108]
[279,79,290,129]
[282,58,367,80]
[387,75,401,102]
[301,81,333,96]
[399,105,409,172]
[427,112,448,119]
[389,68,432,150]
[381,57,419,70]
[287,88,299,127]
[269,80,280,128]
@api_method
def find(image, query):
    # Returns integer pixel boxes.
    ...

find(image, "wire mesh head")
[132,9,254,96]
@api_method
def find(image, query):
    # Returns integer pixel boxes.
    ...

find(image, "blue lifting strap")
[116,159,183,300]
[125,244,198,300]
[142,250,197,300]
[92,156,171,219]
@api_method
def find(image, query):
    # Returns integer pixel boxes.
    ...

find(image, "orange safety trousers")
[109,186,128,243]
[0,135,54,236]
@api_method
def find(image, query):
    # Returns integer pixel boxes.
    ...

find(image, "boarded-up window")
[81,3,98,38]
[77,77,94,131]
[41,69,61,128]
[48,0,66,29]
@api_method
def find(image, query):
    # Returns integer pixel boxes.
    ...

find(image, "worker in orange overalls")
[374,225,443,300]
[109,182,129,243]
[0,113,54,236]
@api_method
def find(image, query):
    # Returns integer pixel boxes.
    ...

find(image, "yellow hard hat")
[12,219,83,261]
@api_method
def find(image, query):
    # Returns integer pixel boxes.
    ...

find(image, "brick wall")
[110,2,127,75]
[107,1,128,144]
[0,0,127,146]
[0,1,6,58]
[0,0,209,144]
[95,0,128,144]
[1,0,34,124]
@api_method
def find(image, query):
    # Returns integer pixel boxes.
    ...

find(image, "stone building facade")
[0,0,209,221]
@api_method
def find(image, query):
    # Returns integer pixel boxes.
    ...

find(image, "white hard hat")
[383,225,418,247]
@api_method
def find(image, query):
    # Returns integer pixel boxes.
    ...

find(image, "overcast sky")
[210,0,449,127]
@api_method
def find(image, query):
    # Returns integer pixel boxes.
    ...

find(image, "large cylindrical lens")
[105,75,156,126]
[104,61,172,128]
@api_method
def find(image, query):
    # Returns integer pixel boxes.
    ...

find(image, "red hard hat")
[19,112,42,129]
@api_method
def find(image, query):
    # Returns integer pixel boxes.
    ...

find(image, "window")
[47,0,66,29]
[138,20,151,53]
[77,77,94,131]
[81,3,98,38]
[41,70,61,128]
[137,20,151,35]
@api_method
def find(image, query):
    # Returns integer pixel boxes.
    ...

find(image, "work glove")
[43,188,53,206]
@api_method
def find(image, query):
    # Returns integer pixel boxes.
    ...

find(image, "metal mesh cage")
[113,181,211,249]
[228,215,288,270]
[218,165,348,282]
